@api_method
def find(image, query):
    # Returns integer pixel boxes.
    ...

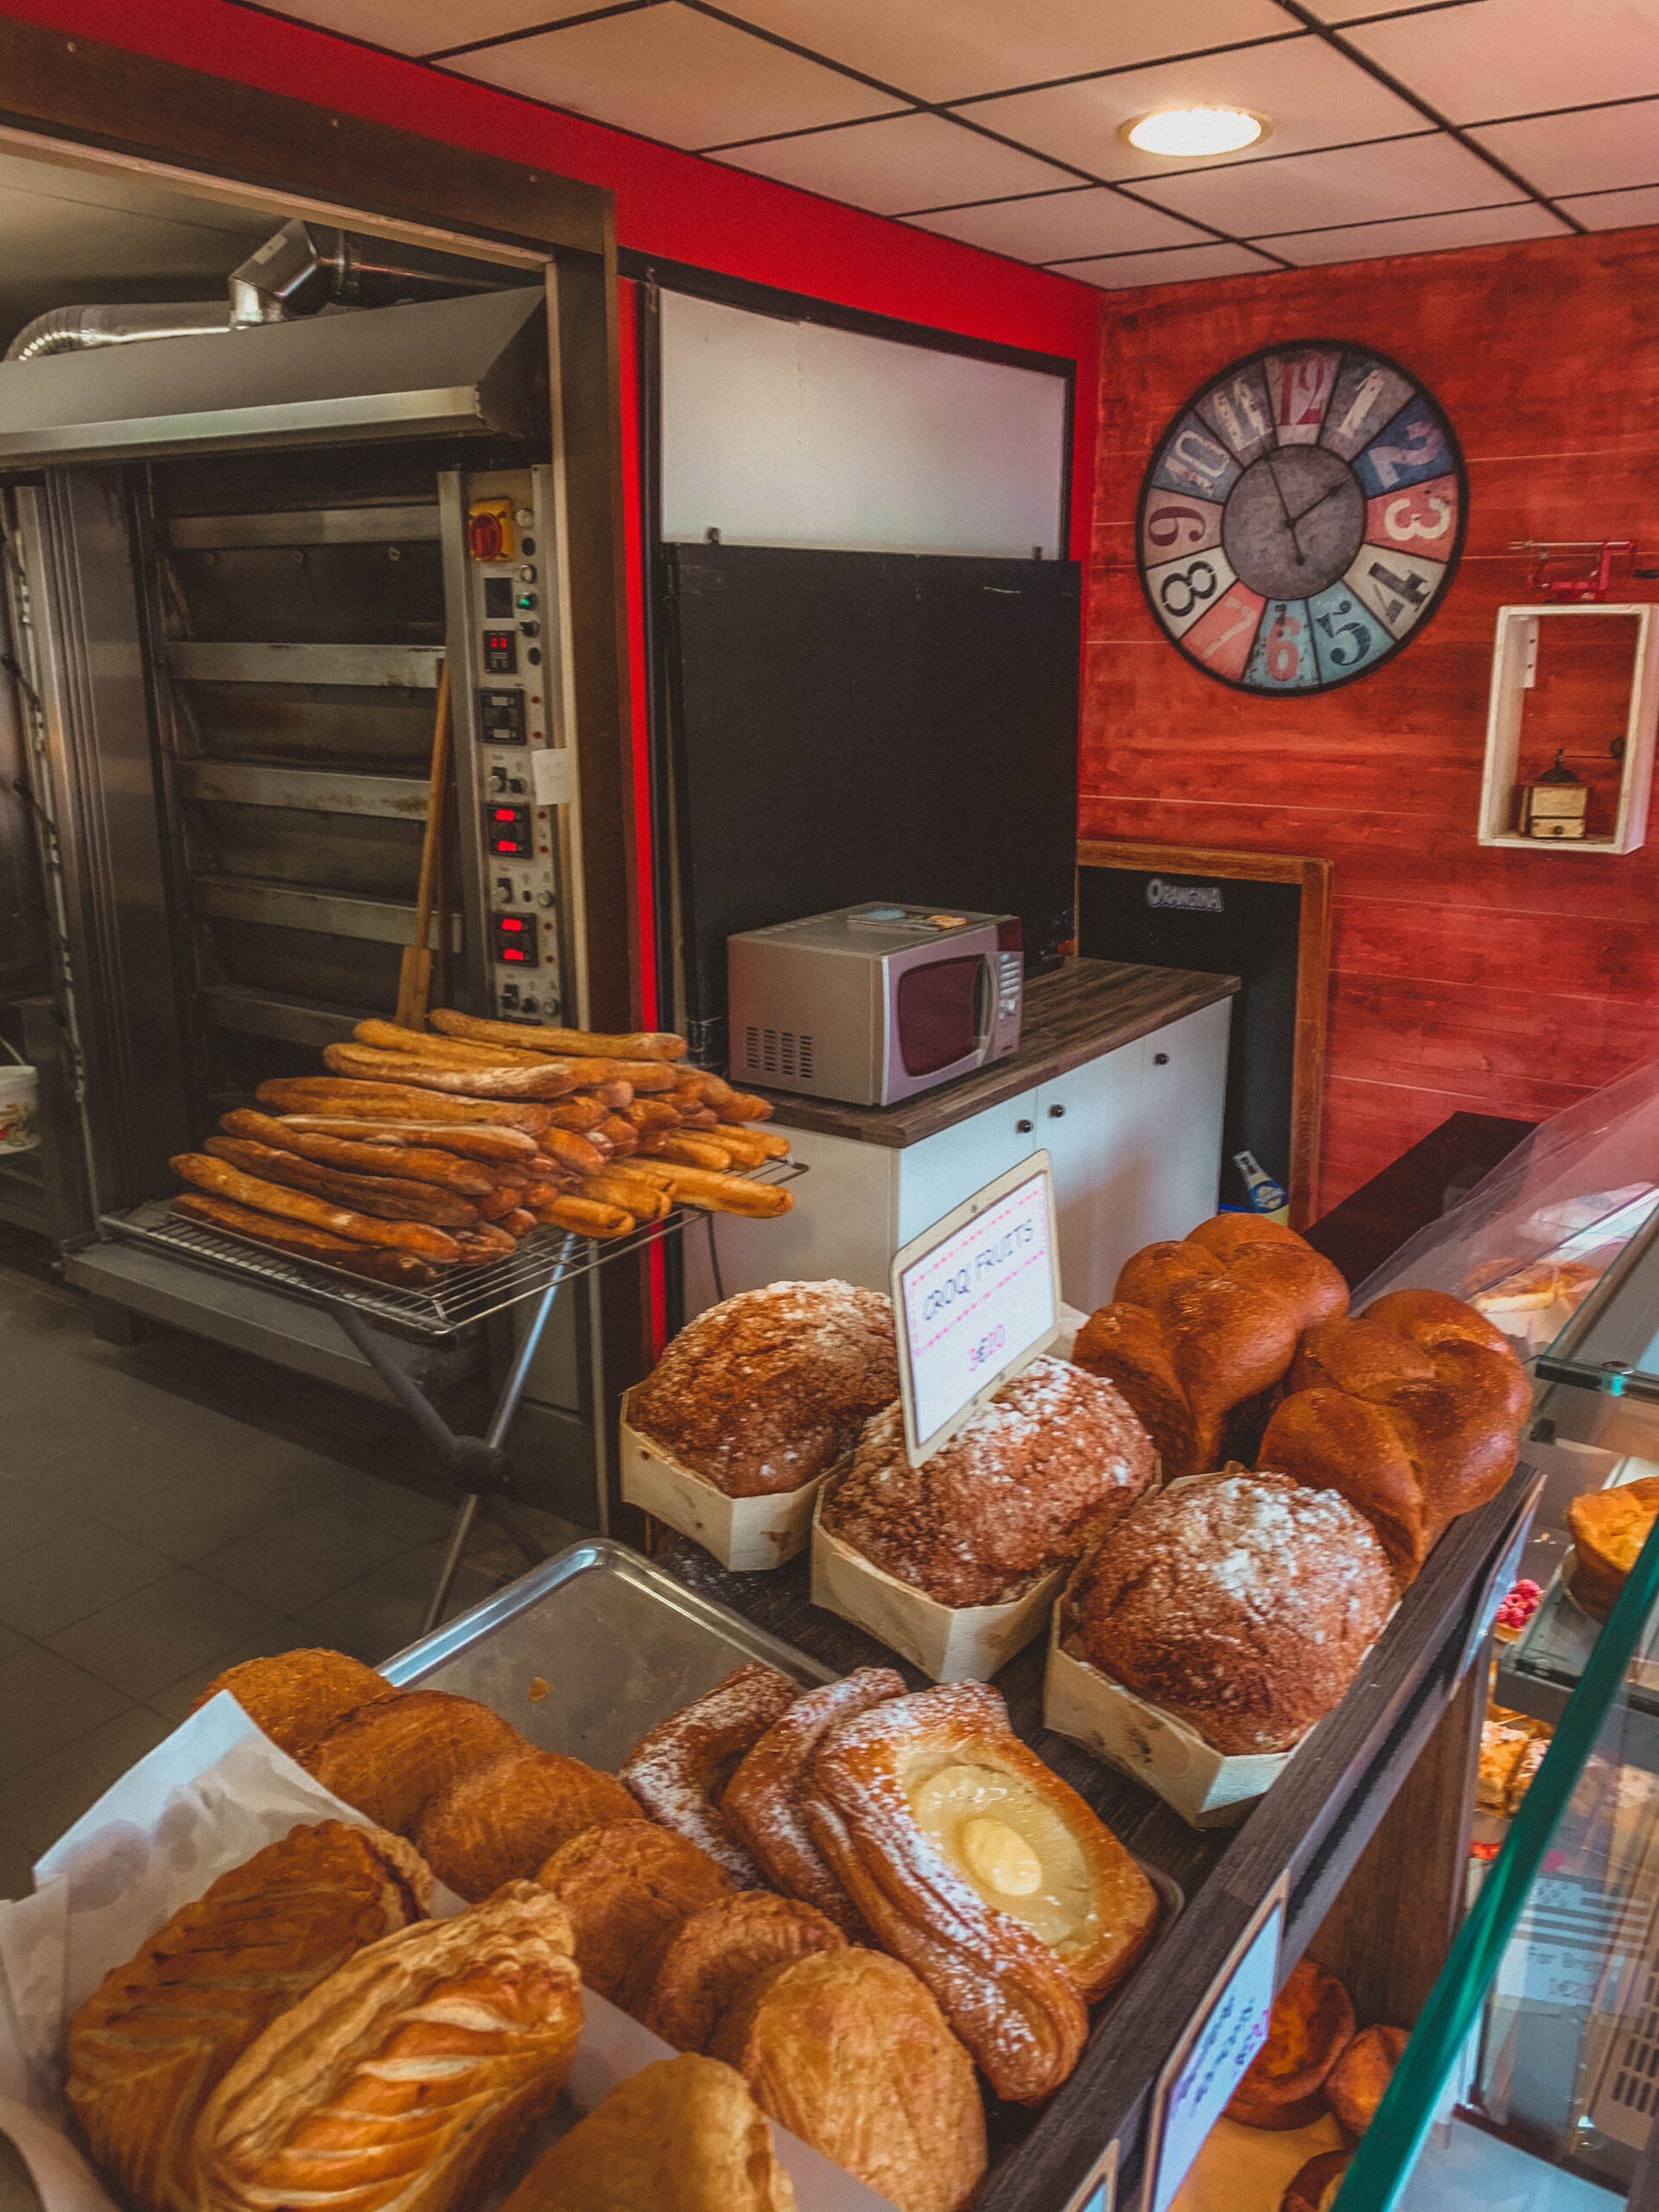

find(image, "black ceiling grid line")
[669,2,1301,266]
[889,127,1449,216]
[1327,0,1495,22]
[1463,87,1659,129]
[423,0,662,64]
[888,31,1313,114]
[1273,0,1590,231]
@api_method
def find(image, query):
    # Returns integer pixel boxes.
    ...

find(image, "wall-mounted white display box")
[1478,604,1658,855]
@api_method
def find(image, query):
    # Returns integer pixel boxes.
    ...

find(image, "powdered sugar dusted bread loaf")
[821,1357,1155,1608]
[1067,1471,1393,1755]
[630,1281,899,1497]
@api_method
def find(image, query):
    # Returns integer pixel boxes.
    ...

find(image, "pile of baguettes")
[168,1009,791,1290]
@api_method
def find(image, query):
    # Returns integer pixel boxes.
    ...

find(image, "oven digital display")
[486,804,532,857]
[491,912,539,966]
[482,628,518,675]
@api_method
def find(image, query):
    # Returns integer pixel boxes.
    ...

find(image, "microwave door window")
[896,956,982,1077]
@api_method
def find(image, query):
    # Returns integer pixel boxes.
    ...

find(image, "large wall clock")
[1136,340,1465,693]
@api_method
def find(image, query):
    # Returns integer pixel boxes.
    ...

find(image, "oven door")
[883,937,995,1104]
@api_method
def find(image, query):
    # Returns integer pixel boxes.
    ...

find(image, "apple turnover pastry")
[805,1682,1159,2101]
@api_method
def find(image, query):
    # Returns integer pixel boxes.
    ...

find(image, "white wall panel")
[659,289,1068,559]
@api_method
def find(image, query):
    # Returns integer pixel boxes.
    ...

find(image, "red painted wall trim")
[0,0,1103,559]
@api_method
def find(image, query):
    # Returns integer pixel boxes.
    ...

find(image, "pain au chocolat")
[303,1689,525,1836]
[805,1682,1158,2102]
[645,1891,847,2053]
[499,2053,798,2212]
[620,1662,801,1887]
[188,1649,396,1764]
[710,1948,986,2212]
[536,1819,735,2015]
[67,1820,431,2212]
[722,1668,906,1938]
[194,1883,582,2212]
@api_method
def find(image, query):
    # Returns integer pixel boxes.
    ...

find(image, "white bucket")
[0,1049,37,1154]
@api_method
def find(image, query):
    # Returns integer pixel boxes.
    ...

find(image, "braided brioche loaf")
[1258,1288,1531,1580]
[1071,1216,1349,1481]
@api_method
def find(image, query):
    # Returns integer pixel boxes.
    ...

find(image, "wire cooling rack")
[99,1160,806,1342]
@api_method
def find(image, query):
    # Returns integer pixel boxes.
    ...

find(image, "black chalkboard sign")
[1077,843,1331,1228]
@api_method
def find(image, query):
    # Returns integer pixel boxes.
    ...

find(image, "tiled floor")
[0,1236,581,1898]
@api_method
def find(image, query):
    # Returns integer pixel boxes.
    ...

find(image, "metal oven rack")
[97,1160,805,1630]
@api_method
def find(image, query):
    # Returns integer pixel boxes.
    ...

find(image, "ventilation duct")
[4,218,505,361]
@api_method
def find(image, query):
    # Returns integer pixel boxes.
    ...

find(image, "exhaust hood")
[0,285,547,466]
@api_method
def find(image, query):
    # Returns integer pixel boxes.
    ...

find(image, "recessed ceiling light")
[1122,107,1268,158]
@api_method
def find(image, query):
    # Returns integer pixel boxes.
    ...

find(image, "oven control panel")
[447,465,577,1024]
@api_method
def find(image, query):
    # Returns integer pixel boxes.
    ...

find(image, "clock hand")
[1262,454,1305,565]
[1287,480,1350,530]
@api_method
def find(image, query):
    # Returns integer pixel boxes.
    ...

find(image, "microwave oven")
[727,904,1023,1107]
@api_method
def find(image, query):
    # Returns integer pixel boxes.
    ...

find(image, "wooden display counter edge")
[658,1458,1535,2212]
[741,958,1241,1147]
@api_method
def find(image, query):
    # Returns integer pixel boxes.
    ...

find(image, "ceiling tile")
[969,35,1426,183]
[451,3,900,148]
[906,187,1208,262]
[1558,181,1659,226]
[1257,200,1569,265]
[269,0,594,54]
[719,112,1077,215]
[1346,0,1659,124]
[1058,241,1282,289]
[708,0,1289,105]
[1133,132,1521,234]
[1469,101,1659,195]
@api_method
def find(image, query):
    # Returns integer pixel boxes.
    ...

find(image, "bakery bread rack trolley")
[94,1163,804,1632]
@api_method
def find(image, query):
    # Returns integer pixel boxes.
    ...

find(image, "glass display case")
[1333,1511,1659,2211]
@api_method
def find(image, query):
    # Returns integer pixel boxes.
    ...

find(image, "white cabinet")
[681,994,1232,1320]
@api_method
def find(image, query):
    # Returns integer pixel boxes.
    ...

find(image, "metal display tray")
[378,1533,1185,1967]
[379,1537,834,1769]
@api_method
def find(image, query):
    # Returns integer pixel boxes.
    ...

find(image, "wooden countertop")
[748,957,1241,1147]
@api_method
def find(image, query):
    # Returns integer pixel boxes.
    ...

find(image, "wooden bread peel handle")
[393,658,451,1032]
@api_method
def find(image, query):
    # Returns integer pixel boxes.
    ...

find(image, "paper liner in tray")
[810,1483,1067,1683]
[1042,1559,1313,1831]
[619,1387,828,1571]
[0,1696,891,2212]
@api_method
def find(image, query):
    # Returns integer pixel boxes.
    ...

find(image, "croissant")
[67,1821,430,2212]
[188,1649,396,1762]
[193,1884,582,2212]
[303,1689,524,1834]
[537,1820,734,2015]
[645,1892,846,2053]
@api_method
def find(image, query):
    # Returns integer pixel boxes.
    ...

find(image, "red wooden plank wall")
[1084,225,1659,1215]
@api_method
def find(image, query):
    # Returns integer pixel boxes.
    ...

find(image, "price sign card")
[892,1153,1061,1468]
[1143,1877,1286,2212]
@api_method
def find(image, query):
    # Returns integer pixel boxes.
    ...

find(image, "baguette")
[626,1163,792,1218]
[531,1194,636,1240]
[539,1097,613,1134]
[539,1128,607,1179]
[577,1173,672,1223]
[723,1090,774,1122]
[269,1114,542,1162]
[258,1080,555,1136]
[715,1122,791,1160]
[203,1138,480,1228]
[636,1133,737,1171]
[452,1223,518,1267]
[322,1045,581,1100]
[502,1209,535,1238]
[171,1193,438,1287]
[596,1115,639,1157]
[172,1154,462,1260]
[474,1185,521,1221]
[431,1008,687,1061]
[220,1111,499,1195]
[678,1106,721,1129]
[619,1100,684,1131]
[702,1127,781,1170]
[353,1020,553,1071]
[522,1179,579,1210]
[671,1070,734,1109]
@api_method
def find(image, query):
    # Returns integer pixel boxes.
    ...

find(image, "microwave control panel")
[444,465,580,1023]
